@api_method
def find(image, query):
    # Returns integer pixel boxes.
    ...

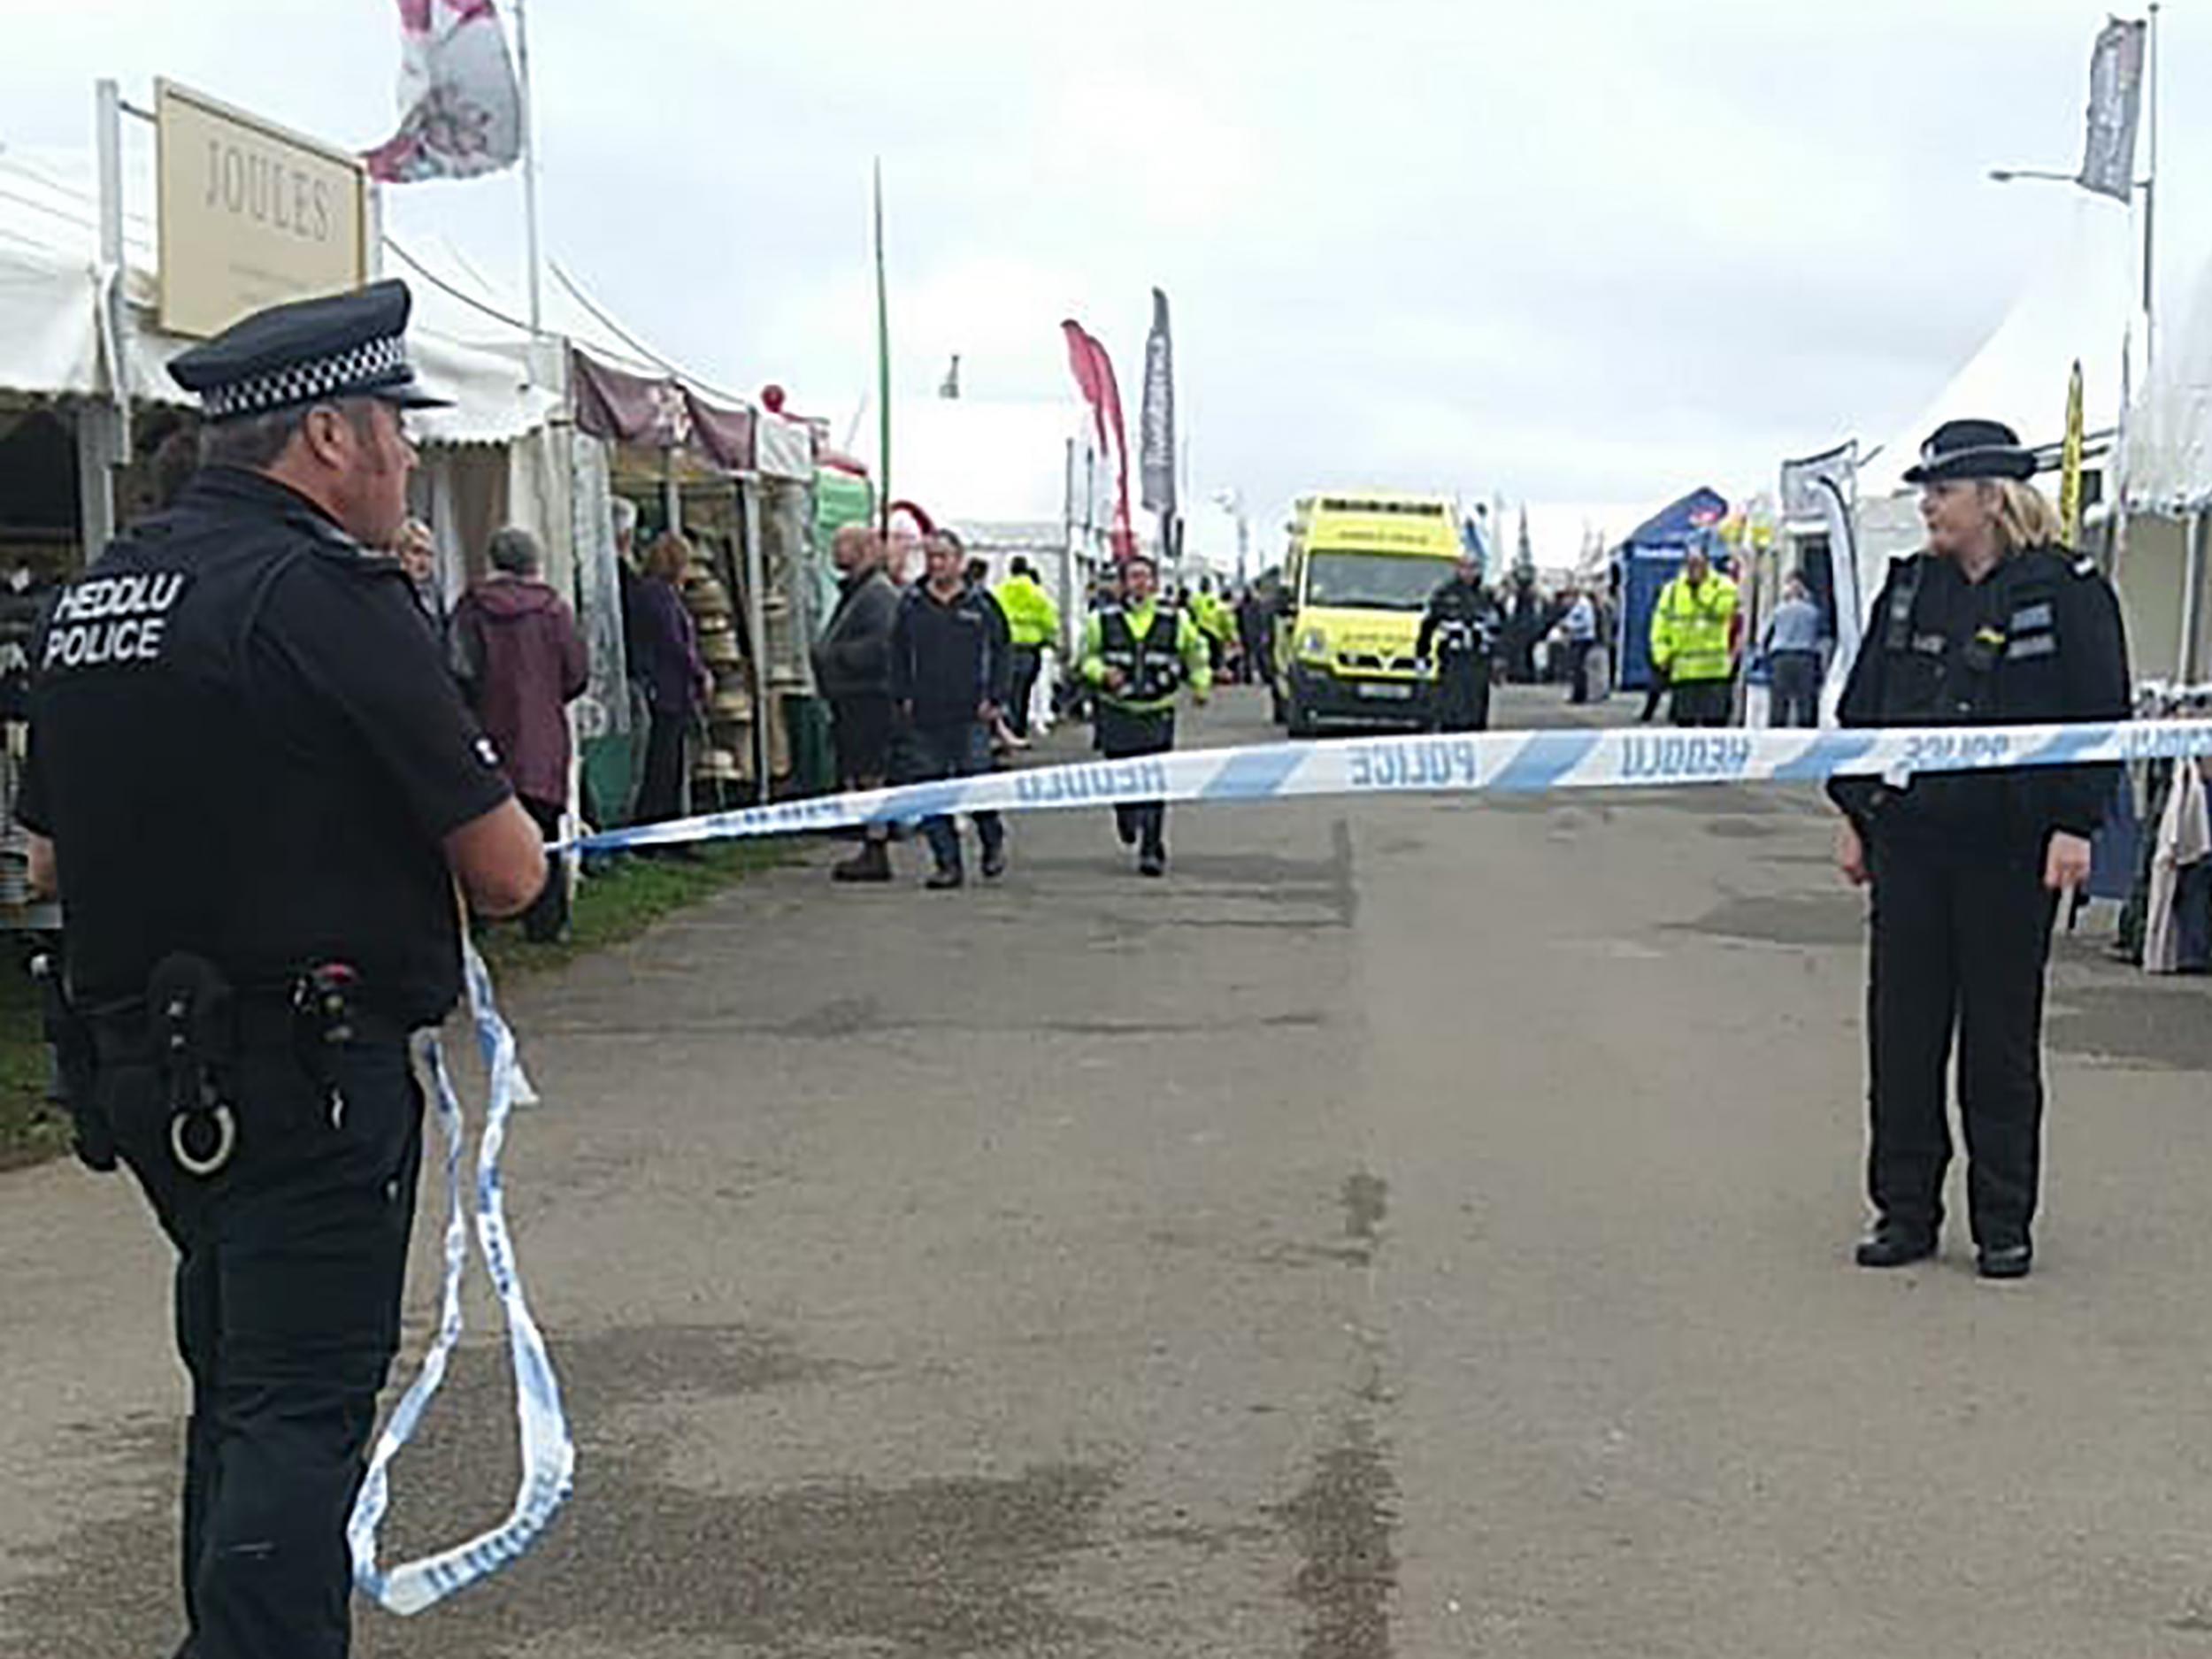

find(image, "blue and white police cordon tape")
[348,940,574,1615]
[573,717,2212,856]
[351,715,2212,1615]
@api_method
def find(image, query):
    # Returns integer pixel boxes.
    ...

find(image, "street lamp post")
[1212,488,1250,584]
[1986,4,2160,363]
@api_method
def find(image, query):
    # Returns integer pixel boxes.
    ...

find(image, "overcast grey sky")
[6,0,2205,558]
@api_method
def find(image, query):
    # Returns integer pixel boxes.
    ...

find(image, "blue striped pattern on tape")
[348,941,574,1617]
[570,718,2212,856]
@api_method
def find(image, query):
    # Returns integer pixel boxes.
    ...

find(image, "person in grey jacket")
[1763,572,1829,728]
[812,525,902,881]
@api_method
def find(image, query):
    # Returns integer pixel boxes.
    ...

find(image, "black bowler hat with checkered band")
[168,278,450,422]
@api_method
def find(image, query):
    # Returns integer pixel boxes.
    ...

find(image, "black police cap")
[1902,418,2039,485]
[168,278,450,423]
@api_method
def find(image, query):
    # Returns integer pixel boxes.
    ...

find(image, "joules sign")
[156,79,367,339]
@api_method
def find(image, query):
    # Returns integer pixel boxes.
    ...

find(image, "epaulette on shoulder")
[283,510,368,561]
[2071,553,2099,579]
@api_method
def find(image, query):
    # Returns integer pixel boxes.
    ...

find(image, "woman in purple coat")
[630,531,712,828]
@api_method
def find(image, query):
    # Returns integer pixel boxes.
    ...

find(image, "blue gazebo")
[1611,487,1730,691]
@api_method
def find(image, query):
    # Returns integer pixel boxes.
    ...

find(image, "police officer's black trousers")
[115,1041,425,1659]
[1435,653,1491,732]
[1096,703,1175,856]
[1865,831,2057,1247]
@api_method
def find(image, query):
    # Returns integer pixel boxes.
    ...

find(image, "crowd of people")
[812,526,1215,885]
[5,263,2155,1659]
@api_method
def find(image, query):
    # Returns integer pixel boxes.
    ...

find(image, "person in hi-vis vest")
[1078,554,1212,877]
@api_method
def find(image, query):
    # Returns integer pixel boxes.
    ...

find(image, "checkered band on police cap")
[169,279,449,421]
[197,333,409,420]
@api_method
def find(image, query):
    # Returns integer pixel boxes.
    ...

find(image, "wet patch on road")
[1613,785,1818,818]
[1702,815,1784,839]
[784,995,884,1039]
[338,1324,1116,1655]
[1257,1240,1377,1270]
[1128,1515,1277,1557]
[1272,1415,1399,1659]
[2046,981,2212,1071]
[1671,891,1865,949]
[1341,1172,1387,1250]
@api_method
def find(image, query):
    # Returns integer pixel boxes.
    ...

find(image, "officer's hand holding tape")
[2044,830,2093,894]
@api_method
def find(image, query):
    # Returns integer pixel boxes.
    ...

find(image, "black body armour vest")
[1100,605,1187,703]
[1876,551,2066,726]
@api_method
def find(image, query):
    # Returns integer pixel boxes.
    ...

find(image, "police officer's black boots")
[1855,1217,1938,1269]
[1977,1240,2032,1280]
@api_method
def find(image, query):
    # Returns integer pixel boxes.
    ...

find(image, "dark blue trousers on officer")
[1434,651,1492,733]
[1865,829,2056,1248]
[1095,703,1176,856]
[104,1039,424,1659]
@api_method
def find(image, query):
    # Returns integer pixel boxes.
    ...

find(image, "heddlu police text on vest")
[42,572,189,670]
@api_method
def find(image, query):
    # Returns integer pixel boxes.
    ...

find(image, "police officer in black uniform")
[1417,553,1503,732]
[1827,419,2131,1281]
[17,280,548,1658]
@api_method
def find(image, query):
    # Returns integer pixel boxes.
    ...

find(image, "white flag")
[365,0,524,185]
[2078,18,2148,203]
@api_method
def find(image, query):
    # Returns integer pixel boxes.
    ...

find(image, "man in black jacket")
[1417,556,1502,731]
[889,532,1011,888]
[812,525,902,882]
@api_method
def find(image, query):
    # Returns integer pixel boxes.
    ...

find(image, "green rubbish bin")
[582,732,641,827]
[784,695,835,795]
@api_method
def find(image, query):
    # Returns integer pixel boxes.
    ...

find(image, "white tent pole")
[79,77,130,560]
[515,0,544,334]
[2180,511,2206,683]
[739,474,770,802]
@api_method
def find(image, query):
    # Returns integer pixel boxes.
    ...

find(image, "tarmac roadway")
[6,686,2212,1658]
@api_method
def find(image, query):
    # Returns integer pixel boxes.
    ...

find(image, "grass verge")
[0,963,67,1171]
[0,837,803,1169]
[474,838,801,979]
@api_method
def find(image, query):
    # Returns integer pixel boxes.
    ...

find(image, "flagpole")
[2143,1,2159,367]
[515,0,544,334]
[873,158,891,534]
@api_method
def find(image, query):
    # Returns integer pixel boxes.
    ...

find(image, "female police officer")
[1828,419,2131,1280]
[19,280,546,1657]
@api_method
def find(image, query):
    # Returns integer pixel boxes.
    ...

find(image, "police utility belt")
[38,951,402,1178]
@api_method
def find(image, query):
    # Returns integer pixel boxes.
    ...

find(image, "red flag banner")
[364,0,525,184]
[1060,319,1136,559]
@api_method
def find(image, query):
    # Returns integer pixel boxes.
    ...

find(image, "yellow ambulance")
[1271,492,1464,735]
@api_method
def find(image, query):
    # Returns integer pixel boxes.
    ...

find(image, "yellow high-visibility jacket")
[994,574,1062,649]
[1650,572,1739,685]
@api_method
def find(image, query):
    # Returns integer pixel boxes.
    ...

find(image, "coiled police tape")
[347,939,574,1615]
[348,715,2212,1613]
[572,717,2212,855]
